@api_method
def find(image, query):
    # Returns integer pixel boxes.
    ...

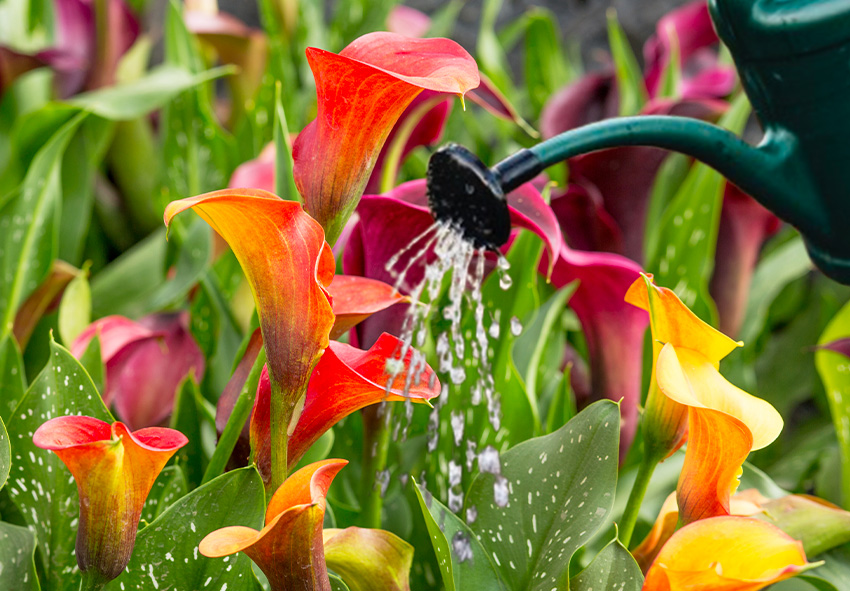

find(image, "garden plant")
[1,0,850,590]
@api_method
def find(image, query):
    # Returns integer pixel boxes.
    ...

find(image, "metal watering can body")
[708,0,850,281]
[430,0,850,283]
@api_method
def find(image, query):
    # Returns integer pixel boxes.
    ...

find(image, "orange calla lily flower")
[643,516,814,591]
[656,343,783,524]
[165,188,333,490]
[250,333,440,485]
[625,274,742,460]
[293,32,480,243]
[327,275,408,340]
[33,416,187,585]
[199,459,347,591]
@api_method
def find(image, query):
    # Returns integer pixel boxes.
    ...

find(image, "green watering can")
[427,0,850,283]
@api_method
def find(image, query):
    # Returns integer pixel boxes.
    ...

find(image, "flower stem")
[619,454,658,547]
[79,570,107,591]
[269,381,292,495]
[360,403,394,528]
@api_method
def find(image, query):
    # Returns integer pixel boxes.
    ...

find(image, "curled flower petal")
[644,516,813,591]
[200,460,347,591]
[657,343,782,523]
[164,188,334,406]
[33,416,187,582]
[293,32,479,243]
[327,276,409,340]
[251,334,440,478]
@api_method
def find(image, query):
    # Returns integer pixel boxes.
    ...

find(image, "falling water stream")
[379,220,521,518]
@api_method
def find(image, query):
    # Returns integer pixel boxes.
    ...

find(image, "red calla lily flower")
[292,32,479,243]
[200,459,347,591]
[33,416,187,584]
[71,313,205,430]
[251,333,440,483]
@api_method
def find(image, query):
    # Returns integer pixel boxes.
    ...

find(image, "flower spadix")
[199,459,347,591]
[656,342,783,523]
[293,32,480,243]
[33,416,187,583]
[624,273,742,460]
[642,516,814,591]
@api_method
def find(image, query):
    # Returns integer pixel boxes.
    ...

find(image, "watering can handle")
[493,114,814,235]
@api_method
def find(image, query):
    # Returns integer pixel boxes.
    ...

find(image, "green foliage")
[0,521,40,590]
[105,467,265,591]
[570,538,643,591]
[6,338,111,590]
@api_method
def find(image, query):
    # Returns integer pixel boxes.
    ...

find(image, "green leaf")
[170,376,206,489]
[464,400,620,591]
[512,282,577,415]
[569,537,643,591]
[0,335,26,422]
[524,8,576,116]
[78,333,104,396]
[68,65,235,121]
[545,367,576,435]
[6,337,111,591]
[0,521,40,590]
[801,544,850,591]
[0,415,9,491]
[149,218,212,311]
[477,0,517,100]
[0,112,87,339]
[273,82,300,202]
[90,229,167,318]
[330,572,353,591]
[413,480,506,591]
[141,465,187,524]
[816,300,850,508]
[740,236,812,343]
[57,265,91,346]
[606,9,648,117]
[105,467,265,591]
[646,93,752,323]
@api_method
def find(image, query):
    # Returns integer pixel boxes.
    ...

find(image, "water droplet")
[466,505,478,524]
[499,272,513,290]
[452,531,474,562]
[478,446,501,475]
[510,316,523,336]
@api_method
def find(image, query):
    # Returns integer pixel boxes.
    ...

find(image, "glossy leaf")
[464,400,620,591]
[140,464,187,524]
[105,467,265,591]
[816,299,850,507]
[6,338,111,591]
[413,481,505,591]
[645,93,751,323]
[570,537,643,591]
[524,8,576,116]
[0,335,26,423]
[606,9,647,117]
[170,376,205,488]
[0,112,86,339]
[0,521,39,591]
[148,217,212,311]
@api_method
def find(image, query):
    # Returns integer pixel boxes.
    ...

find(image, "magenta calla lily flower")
[540,70,618,140]
[543,243,647,457]
[343,178,562,347]
[386,5,432,38]
[643,0,737,100]
[710,184,780,337]
[71,313,205,430]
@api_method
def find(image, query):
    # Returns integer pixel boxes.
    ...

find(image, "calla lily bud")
[33,416,187,584]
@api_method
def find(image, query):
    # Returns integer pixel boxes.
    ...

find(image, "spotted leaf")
[463,400,620,591]
[413,480,506,591]
[0,521,39,590]
[6,337,112,591]
[569,537,643,591]
[104,467,265,591]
